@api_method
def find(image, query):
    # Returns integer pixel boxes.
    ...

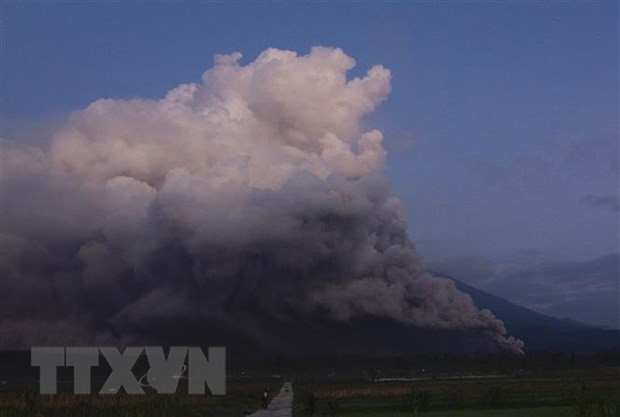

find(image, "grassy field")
[293,373,620,417]
[0,378,281,417]
[335,406,573,417]
[1,374,619,417]
[1,351,619,417]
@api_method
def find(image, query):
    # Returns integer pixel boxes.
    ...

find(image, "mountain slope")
[431,271,620,352]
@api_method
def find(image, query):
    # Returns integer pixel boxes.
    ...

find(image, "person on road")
[262,388,269,408]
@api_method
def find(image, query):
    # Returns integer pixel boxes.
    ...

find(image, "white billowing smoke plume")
[1,47,523,353]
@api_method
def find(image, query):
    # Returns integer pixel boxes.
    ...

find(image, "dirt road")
[247,382,293,417]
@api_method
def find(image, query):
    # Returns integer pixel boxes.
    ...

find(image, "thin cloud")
[468,135,617,189]
[581,194,620,213]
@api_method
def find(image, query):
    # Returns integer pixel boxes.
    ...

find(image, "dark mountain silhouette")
[127,271,619,355]
[432,272,620,352]
[140,272,618,356]
[2,272,615,358]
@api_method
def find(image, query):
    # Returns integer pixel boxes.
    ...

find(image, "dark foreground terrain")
[294,371,619,417]
[1,350,619,416]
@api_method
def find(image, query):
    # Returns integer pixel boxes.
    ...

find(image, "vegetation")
[1,350,618,416]
[292,373,620,417]
[0,378,281,417]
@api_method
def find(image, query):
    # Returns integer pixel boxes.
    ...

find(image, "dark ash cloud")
[0,47,523,353]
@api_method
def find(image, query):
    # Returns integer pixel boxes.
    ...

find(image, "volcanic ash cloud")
[0,47,524,353]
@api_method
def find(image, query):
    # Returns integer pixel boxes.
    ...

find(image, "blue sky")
[3,2,618,327]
